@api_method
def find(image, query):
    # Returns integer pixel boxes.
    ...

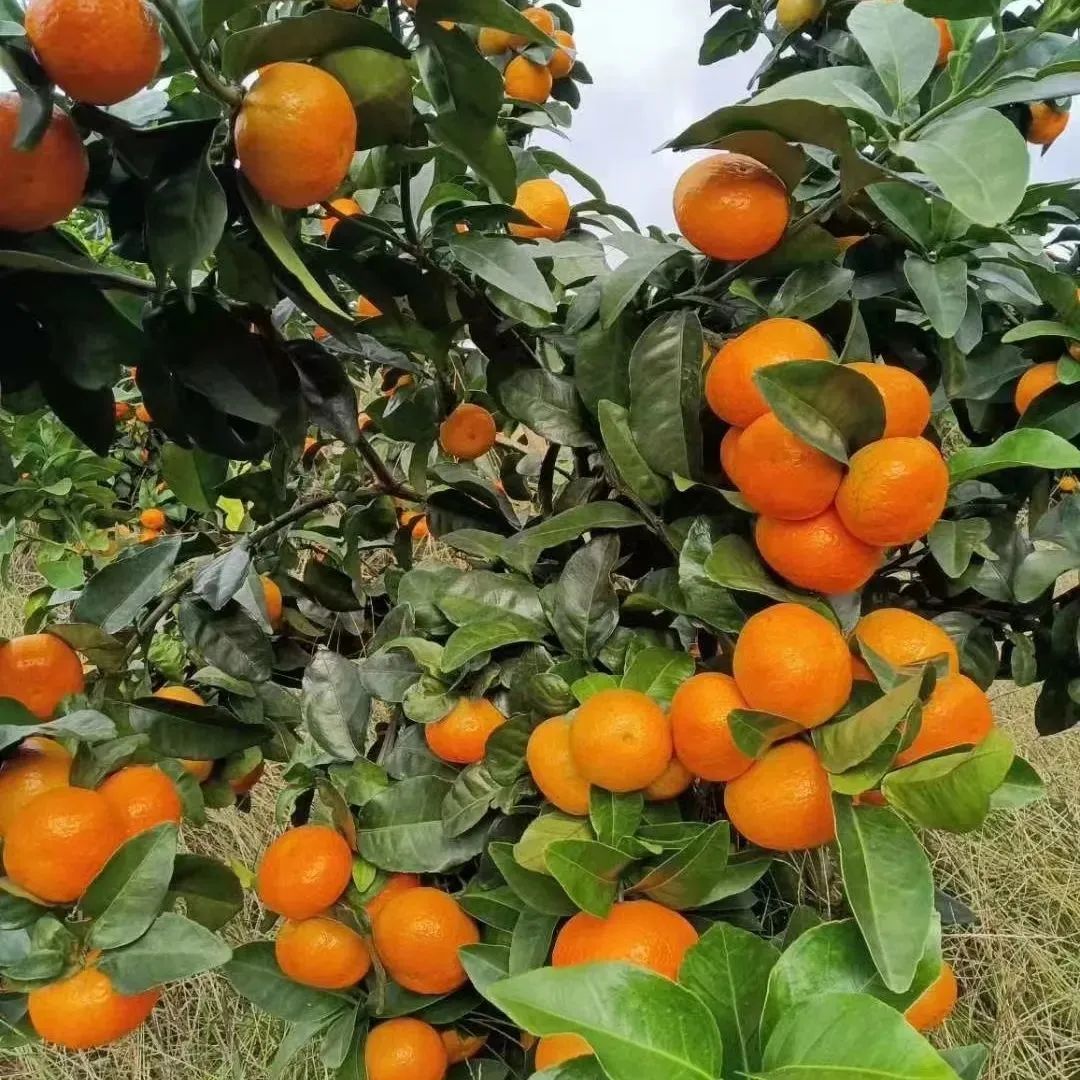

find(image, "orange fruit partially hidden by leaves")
[719,427,744,486]
[851,654,875,682]
[1060,474,1079,493]
[855,607,959,675]
[504,56,553,103]
[401,510,430,540]
[139,508,165,530]
[275,916,372,989]
[478,27,513,54]
[552,899,698,980]
[934,18,953,66]
[724,741,835,851]
[229,761,264,795]
[674,153,790,262]
[154,685,205,707]
[548,30,576,78]
[236,62,356,210]
[439,403,497,461]
[257,825,353,920]
[526,715,591,815]
[733,603,852,729]
[670,672,753,783]
[0,737,72,838]
[425,698,506,764]
[441,1029,487,1064]
[535,1034,593,1070]
[509,177,571,240]
[896,673,993,766]
[114,401,133,420]
[323,197,362,236]
[569,688,672,793]
[357,295,382,319]
[508,6,557,48]
[1027,102,1069,146]
[261,575,284,628]
[139,528,161,544]
[364,873,421,920]
[643,757,693,801]
[1014,361,1058,414]
[905,962,958,1031]
[0,632,85,719]
[179,759,213,783]
[98,764,182,838]
[25,0,162,105]
[365,1018,448,1080]
[848,362,932,437]
[135,403,152,423]
[28,965,160,1050]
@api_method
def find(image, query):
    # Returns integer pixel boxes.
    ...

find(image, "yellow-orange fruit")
[509,177,571,240]
[569,689,672,793]
[365,1017,448,1080]
[1014,361,1059,414]
[527,715,591,815]
[905,962,958,1031]
[439,403,497,461]
[478,27,513,54]
[0,737,72,838]
[669,672,753,782]
[256,825,353,920]
[848,362,932,438]
[548,30,576,78]
[1027,102,1069,146]
[535,1033,593,1069]
[504,56,553,103]
[424,698,506,765]
[322,197,362,237]
[854,607,959,675]
[643,757,693,801]
[275,917,372,989]
[98,764,182,838]
[895,673,993,766]
[0,632,85,719]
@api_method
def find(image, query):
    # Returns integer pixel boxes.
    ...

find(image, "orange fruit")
[548,30,576,78]
[733,603,852,728]
[371,887,479,995]
[478,27,513,54]
[669,672,753,782]
[261,575,284,629]
[425,698,506,765]
[854,608,959,675]
[705,318,831,427]
[313,326,331,342]
[0,737,72,838]
[848,362,931,438]
[526,715,591,815]
[25,0,162,105]
[552,899,698,981]
[734,412,843,520]
[139,507,166,530]
[365,1018,448,1080]
[569,688,672,793]
[441,1029,487,1064]
[755,508,883,594]
[135,403,152,423]
[401,510,430,540]
[509,6,558,48]
[1014,361,1059,414]
[643,757,693,801]
[1060,474,1080,493]
[28,965,160,1050]
[236,62,356,210]
[934,18,953,66]
[835,437,949,546]
[509,177,571,240]
[256,825,353,920]
[674,153,789,262]
[275,916,372,989]
[364,873,422,920]
[504,56,553,103]
[439,403,497,460]
[895,674,993,766]
[155,685,205,708]
[1027,102,1069,146]
[114,401,133,421]
[850,654,875,682]
[0,94,88,232]
[323,197,362,237]
[536,1033,593,1069]
[357,295,382,319]
[4,786,124,902]
[724,741,835,851]
[719,427,744,486]
[229,761,264,795]
[905,962,958,1031]
[0,632,85,719]
[179,759,213,783]
[138,528,161,544]
[98,764,182,838]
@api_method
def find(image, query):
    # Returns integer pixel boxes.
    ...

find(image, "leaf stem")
[150,0,243,109]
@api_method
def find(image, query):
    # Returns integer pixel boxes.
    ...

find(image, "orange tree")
[1,0,1080,1076]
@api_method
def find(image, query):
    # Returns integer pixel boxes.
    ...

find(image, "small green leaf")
[545,839,630,917]
[904,256,969,338]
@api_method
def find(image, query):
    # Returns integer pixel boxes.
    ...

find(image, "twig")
[355,433,421,502]
[150,0,243,108]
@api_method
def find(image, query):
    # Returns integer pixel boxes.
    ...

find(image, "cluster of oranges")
[708,317,947,596]
[474,6,577,105]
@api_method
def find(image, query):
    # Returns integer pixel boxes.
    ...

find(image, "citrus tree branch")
[150,0,243,108]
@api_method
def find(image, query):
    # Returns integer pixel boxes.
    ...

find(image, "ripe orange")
[0,94,88,233]
[548,30,576,78]
[275,916,372,989]
[229,761,264,795]
[0,632,85,719]
[28,965,160,1050]
[669,672,753,782]
[1060,474,1080,493]
[425,698,506,764]
[364,873,422,920]
[733,603,852,728]
[504,56,553,103]
[705,318,831,428]
[256,825,353,920]
[674,153,789,262]
[643,757,693,801]
[509,177,571,240]
[401,510,430,540]
[569,688,672,793]
[25,0,162,105]
[154,685,205,708]
[0,737,72,838]
[439,403,497,461]
[719,427,744,486]
[4,786,124,902]
[905,962,958,1031]
[138,528,161,544]
[114,401,133,421]
[552,899,698,980]
[526,715,591,815]
[835,437,949,547]
[1027,102,1069,146]
[734,412,843,520]
[850,654,875,682]
[236,62,356,209]
[323,197,362,237]
[365,1018,448,1080]
[135,403,152,423]
[724,740,835,851]
[1014,361,1059,414]
[755,508,883,594]
[854,608,959,675]
[478,27,513,54]
[895,674,993,766]
[179,759,213,783]
[934,18,953,65]
[509,6,558,48]
[848,362,931,438]
[441,1029,487,1064]
[98,764,182,838]
[139,508,166,530]
[313,326,331,342]
[371,887,479,994]
[261,575,284,629]
[536,1033,593,1069]
[357,295,382,319]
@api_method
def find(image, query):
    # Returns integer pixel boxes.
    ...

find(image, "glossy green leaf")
[498,367,594,448]
[847,0,939,105]
[501,503,642,575]
[513,812,593,874]
[599,400,670,507]
[72,537,182,633]
[589,790,644,851]
[490,842,576,916]
[948,429,1080,482]
[224,942,351,1023]
[167,854,244,931]
[545,839,630,916]
[301,649,371,761]
[600,246,683,329]
[904,256,969,338]
[633,821,732,909]
[441,612,549,671]
[728,711,804,759]
[770,266,854,321]
[928,518,992,578]
[551,535,619,660]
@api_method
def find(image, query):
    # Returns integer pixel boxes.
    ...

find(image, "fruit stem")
[150,0,243,109]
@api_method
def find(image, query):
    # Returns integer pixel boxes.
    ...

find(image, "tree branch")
[150,0,243,108]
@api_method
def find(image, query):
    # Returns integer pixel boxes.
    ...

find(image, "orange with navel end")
[854,607,959,675]
[25,0,162,105]
[28,965,160,1049]
[535,1033,593,1069]
[257,825,353,920]
[275,917,372,989]
[755,508,883,594]
[905,962,958,1031]
[424,698,506,764]
[895,674,993,766]
[509,177,571,240]
[934,18,953,66]
[261,575,284,629]
[835,437,949,547]
[0,737,72,838]
[643,757,693,801]
[724,740,835,851]
[734,412,843,520]
[322,197,362,237]
[719,427,744,486]
[734,603,852,728]
[4,786,124,902]
[439,403,498,461]
[0,94,89,233]
[371,887,480,995]
[478,27,513,54]
[357,295,382,319]
[548,30,576,78]
[508,6,558,48]
[1027,102,1069,146]
[669,672,753,783]
[364,873,422,920]
[235,62,357,210]
[1014,361,1059,414]
[139,508,166,530]
[0,632,85,719]
[569,688,672,793]
[674,153,790,262]
[705,318,832,428]
[441,1029,487,1064]
[848,362,932,438]
[552,899,698,981]
[526,715,591,815]
[504,56,553,103]
[365,1018,448,1080]
[98,764,182,838]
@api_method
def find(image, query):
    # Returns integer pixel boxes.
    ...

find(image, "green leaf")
[502,503,642,575]
[418,0,556,44]
[904,0,997,15]
[677,518,744,633]
[302,649,371,761]
[498,368,594,448]
[904,256,969,338]
[427,113,516,203]
[72,537,182,633]
[600,246,683,329]
[599,400,670,507]
[728,711,804,760]
[847,0,940,106]
[451,235,556,312]
[177,598,274,684]
[703,535,827,613]
[514,812,593,874]
[948,429,1080,482]
[489,842,576,916]
[551,535,619,660]
[589,790,644,851]
[620,648,694,707]
[167,854,244,931]
[509,908,559,975]
[485,963,723,1080]
[159,446,226,514]
[1001,318,1080,344]
[751,67,890,119]
[128,696,270,759]
[441,612,549,671]
[224,942,351,1023]
[940,1044,990,1079]
[633,821,731,909]
[928,518,992,578]
[458,943,510,996]
[1014,548,1080,603]
[0,708,117,754]
[989,757,1045,811]
[769,266,854,321]
[442,764,501,838]
[545,839,630,916]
